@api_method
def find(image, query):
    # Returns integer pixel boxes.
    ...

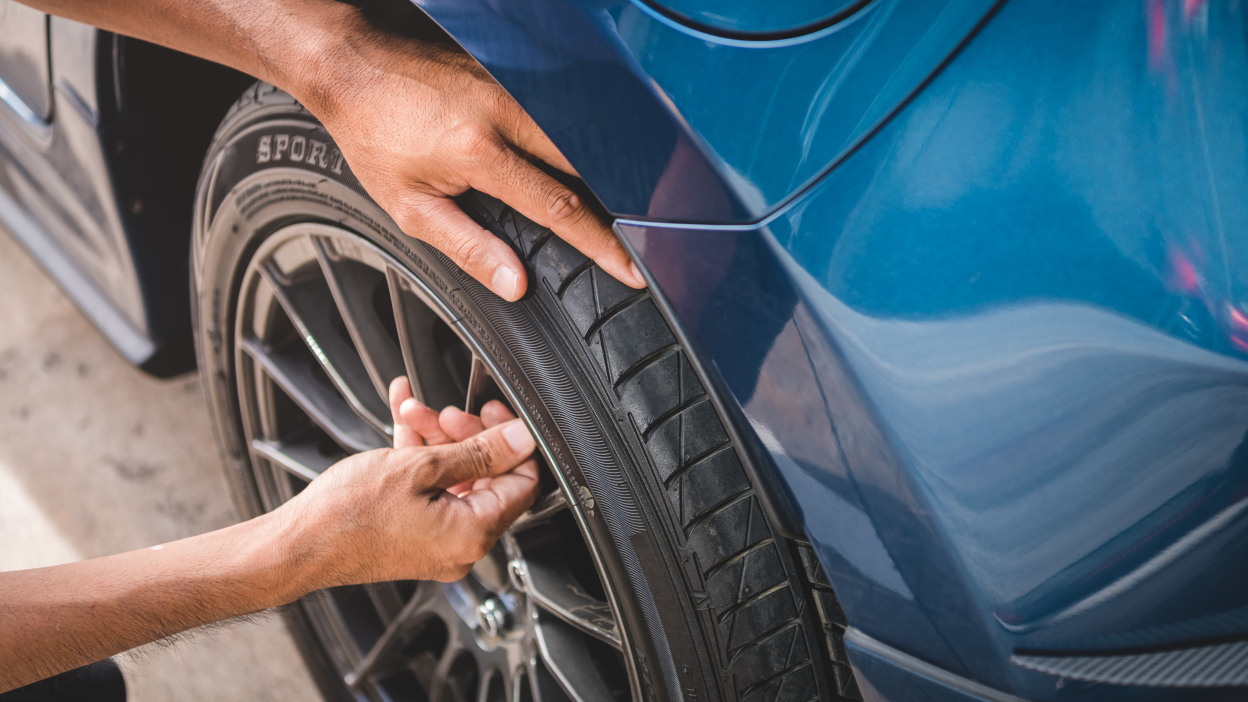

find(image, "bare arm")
[0,379,540,691]
[17,0,644,299]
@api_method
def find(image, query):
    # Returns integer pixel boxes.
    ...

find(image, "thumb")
[421,418,536,489]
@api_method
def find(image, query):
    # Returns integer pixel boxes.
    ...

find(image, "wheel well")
[119,39,255,212]
[108,4,451,377]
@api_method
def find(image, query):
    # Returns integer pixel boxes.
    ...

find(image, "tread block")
[677,448,750,528]
[705,544,786,615]
[560,266,598,336]
[593,268,643,317]
[589,300,675,386]
[618,349,702,435]
[723,587,799,652]
[812,589,846,633]
[836,663,861,699]
[797,543,832,589]
[824,625,849,666]
[741,663,817,702]
[532,236,590,292]
[730,625,806,686]
[559,267,649,340]
[465,194,512,240]
[645,400,728,483]
[686,497,770,572]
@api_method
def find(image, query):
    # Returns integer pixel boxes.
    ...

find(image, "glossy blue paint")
[620,0,1248,698]
[413,0,998,221]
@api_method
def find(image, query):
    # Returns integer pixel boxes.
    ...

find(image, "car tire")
[190,82,858,702]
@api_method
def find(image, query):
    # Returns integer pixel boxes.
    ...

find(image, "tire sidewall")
[190,92,700,702]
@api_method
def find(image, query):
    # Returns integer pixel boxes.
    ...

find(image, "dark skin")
[0,380,539,691]
[17,0,645,300]
[2,0,641,689]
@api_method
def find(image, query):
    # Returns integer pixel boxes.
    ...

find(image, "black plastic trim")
[1012,639,1248,688]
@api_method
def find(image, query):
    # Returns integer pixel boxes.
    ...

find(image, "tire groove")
[703,538,773,582]
[740,662,812,699]
[716,582,789,625]
[524,229,556,263]
[682,489,753,535]
[642,395,710,442]
[555,258,595,299]
[582,291,651,342]
[728,620,802,662]
[612,342,681,393]
[663,441,733,489]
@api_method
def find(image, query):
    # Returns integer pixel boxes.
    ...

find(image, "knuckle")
[444,235,491,273]
[414,451,446,482]
[460,437,496,477]
[456,125,503,164]
[544,189,582,225]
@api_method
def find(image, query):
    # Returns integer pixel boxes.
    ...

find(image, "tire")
[190,82,858,702]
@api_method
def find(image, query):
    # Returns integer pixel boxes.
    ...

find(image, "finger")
[396,191,529,301]
[422,418,536,488]
[511,116,579,177]
[449,478,477,497]
[490,93,579,177]
[388,377,424,449]
[438,406,485,442]
[399,397,453,446]
[469,149,645,289]
[479,400,515,429]
[461,458,540,528]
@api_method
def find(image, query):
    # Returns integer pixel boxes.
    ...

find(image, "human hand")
[276,378,540,587]
[293,16,645,301]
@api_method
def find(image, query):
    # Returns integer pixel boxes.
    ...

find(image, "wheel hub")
[232,223,635,702]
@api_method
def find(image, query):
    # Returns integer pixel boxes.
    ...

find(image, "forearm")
[16,0,374,112]
[0,511,314,691]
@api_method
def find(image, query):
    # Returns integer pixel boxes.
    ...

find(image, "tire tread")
[465,193,861,702]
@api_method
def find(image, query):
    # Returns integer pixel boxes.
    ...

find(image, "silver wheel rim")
[232,223,637,702]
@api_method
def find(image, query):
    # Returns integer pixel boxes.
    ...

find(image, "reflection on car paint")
[622,0,1248,698]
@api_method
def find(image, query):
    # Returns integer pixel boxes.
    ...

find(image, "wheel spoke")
[237,225,637,702]
[345,583,440,689]
[242,337,388,453]
[250,436,336,481]
[532,612,615,702]
[314,238,408,403]
[465,355,491,416]
[508,490,569,533]
[515,538,621,648]
[258,262,391,436]
[529,653,571,702]
[388,268,469,411]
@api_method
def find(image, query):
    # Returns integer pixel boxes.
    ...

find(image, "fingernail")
[400,398,420,416]
[492,266,520,301]
[629,262,646,287]
[502,419,535,452]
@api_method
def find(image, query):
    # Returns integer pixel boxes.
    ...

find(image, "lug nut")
[476,598,506,638]
[508,559,527,593]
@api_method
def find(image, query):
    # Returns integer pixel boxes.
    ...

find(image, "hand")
[294,16,646,301]
[276,377,540,586]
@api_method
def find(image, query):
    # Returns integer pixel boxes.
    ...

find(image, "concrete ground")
[0,225,321,700]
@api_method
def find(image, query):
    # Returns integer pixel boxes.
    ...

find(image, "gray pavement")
[0,225,321,701]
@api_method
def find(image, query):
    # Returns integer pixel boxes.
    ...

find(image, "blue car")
[2,0,1245,700]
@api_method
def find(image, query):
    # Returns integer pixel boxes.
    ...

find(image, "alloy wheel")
[232,223,636,702]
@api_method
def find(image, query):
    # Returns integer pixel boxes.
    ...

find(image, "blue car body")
[414,0,1248,699]
[2,0,1244,698]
